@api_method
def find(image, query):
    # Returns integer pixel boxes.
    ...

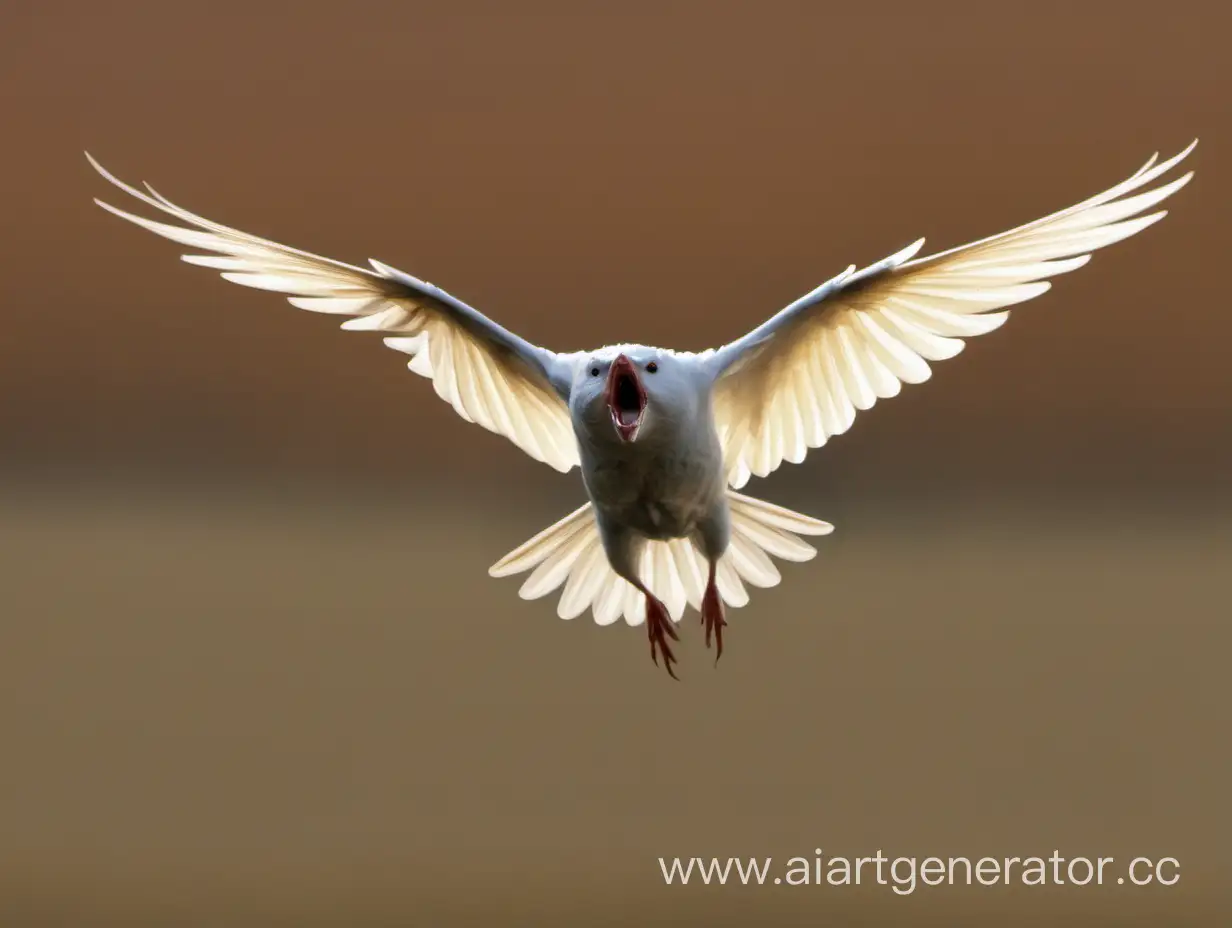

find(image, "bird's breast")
[581,442,724,541]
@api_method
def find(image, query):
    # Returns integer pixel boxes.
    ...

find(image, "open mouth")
[606,355,647,442]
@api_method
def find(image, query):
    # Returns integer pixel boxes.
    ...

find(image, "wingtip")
[84,151,112,184]
[84,151,135,194]
[1156,138,1199,176]
[888,237,926,266]
[1161,138,1199,171]
[84,150,114,180]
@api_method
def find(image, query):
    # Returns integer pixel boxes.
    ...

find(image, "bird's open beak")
[606,354,647,443]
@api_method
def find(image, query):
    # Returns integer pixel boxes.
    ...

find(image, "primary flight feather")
[87,142,1197,678]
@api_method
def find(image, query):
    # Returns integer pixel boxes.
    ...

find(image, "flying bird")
[87,142,1197,679]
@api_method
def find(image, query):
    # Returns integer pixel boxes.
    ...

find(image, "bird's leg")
[639,584,680,681]
[693,507,732,667]
[595,517,681,680]
[701,561,727,664]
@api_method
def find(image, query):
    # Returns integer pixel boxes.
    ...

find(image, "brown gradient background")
[1,1,1229,925]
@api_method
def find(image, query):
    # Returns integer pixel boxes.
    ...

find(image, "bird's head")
[570,345,693,446]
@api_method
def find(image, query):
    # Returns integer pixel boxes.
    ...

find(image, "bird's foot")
[701,578,727,665]
[645,593,680,680]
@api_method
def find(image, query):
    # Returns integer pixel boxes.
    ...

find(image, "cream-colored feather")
[489,491,833,625]
[713,141,1197,488]
[86,155,580,474]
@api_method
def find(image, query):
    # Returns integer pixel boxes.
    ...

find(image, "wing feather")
[710,141,1197,487]
[88,155,580,473]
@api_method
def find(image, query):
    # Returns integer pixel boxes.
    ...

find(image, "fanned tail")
[488,491,834,626]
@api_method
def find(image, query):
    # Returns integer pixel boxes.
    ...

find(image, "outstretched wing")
[88,155,581,473]
[707,141,1197,488]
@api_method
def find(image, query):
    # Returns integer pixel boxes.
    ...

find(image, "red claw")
[701,567,727,665]
[645,592,680,680]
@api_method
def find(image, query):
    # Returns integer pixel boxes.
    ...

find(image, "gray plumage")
[85,141,1197,676]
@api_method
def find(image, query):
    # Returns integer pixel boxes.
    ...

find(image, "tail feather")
[487,502,593,579]
[488,491,834,626]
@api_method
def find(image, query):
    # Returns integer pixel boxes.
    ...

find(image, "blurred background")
[1,1,1228,925]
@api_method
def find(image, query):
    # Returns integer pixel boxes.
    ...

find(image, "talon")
[644,592,680,681]
[701,569,727,666]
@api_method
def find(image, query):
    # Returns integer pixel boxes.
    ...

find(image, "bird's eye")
[646,361,658,373]
[590,366,600,377]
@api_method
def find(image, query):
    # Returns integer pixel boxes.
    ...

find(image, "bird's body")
[582,407,726,545]
[87,141,1198,678]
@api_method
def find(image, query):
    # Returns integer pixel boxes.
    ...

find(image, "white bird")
[87,142,1197,678]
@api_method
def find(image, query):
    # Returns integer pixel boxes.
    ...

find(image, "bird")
[87,141,1197,679]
